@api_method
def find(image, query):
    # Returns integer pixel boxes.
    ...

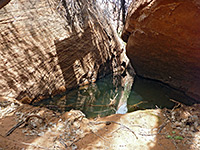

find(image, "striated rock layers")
[122,0,200,101]
[0,0,126,101]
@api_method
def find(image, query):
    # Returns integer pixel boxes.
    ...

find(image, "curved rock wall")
[0,0,125,101]
[122,0,200,101]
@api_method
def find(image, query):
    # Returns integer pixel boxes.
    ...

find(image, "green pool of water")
[33,72,197,118]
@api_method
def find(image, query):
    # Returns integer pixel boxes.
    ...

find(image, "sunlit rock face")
[0,0,126,101]
[122,0,200,102]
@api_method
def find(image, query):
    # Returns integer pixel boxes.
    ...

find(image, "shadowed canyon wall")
[122,0,200,102]
[0,0,126,101]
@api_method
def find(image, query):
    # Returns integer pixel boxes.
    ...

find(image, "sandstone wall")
[0,0,124,101]
[122,0,200,101]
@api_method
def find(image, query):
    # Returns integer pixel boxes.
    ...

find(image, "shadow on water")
[128,76,197,111]
[33,70,197,118]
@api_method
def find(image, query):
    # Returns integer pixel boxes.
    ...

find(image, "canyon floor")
[0,97,199,150]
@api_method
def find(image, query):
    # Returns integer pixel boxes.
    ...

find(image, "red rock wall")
[122,0,200,101]
[0,0,124,101]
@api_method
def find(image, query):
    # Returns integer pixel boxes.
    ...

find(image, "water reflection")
[33,70,133,118]
[128,76,196,111]
[115,70,134,114]
[33,70,197,118]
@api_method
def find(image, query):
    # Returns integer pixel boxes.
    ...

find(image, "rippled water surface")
[33,72,196,118]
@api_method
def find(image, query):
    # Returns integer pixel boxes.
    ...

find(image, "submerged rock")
[0,0,127,101]
[122,0,200,102]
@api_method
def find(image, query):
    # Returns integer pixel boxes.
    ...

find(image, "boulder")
[0,0,125,101]
[122,0,200,101]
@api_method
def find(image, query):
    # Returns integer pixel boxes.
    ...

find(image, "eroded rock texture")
[0,0,125,101]
[122,0,200,101]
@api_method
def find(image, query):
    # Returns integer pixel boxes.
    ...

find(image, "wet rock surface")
[0,97,199,150]
[122,0,200,102]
